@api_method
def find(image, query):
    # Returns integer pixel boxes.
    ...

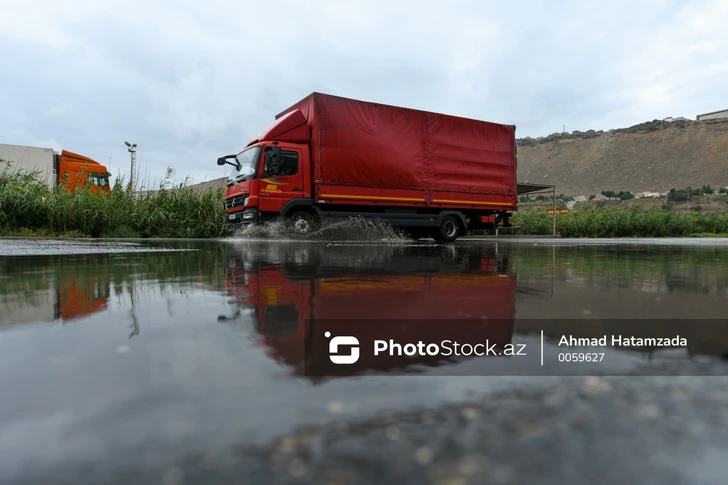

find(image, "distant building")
[593,194,607,201]
[697,109,728,121]
[635,191,661,198]
[573,195,587,202]
[663,116,689,122]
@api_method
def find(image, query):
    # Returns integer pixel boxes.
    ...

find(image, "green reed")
[0,160,229,238]
[514,207,728,237]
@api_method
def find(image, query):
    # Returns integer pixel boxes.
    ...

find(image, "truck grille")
[225,195,248,210]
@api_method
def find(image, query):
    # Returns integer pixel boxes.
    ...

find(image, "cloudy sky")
[2,0,726,186]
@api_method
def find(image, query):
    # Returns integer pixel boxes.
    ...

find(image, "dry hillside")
[516,118,728,196]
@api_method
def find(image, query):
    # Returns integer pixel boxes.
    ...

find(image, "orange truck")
[0,143,111,193]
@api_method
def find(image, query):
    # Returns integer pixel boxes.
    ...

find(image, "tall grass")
[514,207,728,237]
[0,160,229,238]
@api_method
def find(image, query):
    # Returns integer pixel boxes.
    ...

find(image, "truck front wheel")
[432,215,461,243]
[289,210,319,235]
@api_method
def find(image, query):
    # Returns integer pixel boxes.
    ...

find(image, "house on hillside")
[573,195,587,202]
[697,109,728,121]
[635,191,661,198]
[593,194,607,201]
[663,117,689,122]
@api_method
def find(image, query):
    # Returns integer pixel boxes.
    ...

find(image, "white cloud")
[1,0,727,184]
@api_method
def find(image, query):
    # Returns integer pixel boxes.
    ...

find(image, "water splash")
[228,218,411,242]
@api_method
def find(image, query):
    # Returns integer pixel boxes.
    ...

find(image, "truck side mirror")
[265,146,282,175]
[217,155,240,169]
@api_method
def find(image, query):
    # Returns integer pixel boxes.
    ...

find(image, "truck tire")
[289,210,319,235]
[431,215,461,243]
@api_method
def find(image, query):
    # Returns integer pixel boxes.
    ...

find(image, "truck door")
[258,147,304,213]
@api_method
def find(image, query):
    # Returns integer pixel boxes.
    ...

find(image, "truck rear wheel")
[431,215,461,243]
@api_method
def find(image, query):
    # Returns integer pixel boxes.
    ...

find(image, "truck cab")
[58,150,112,194]
[219,140,312,230]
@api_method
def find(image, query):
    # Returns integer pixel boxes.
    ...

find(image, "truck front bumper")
[225,208,258,227]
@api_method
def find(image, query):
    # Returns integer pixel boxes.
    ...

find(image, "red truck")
[217,93,517,242]
[219,243,517,379]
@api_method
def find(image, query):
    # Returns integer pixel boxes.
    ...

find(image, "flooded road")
[1,237,728,484]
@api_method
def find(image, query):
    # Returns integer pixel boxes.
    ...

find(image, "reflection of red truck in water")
[217,93,517,242]
[221,244,517,378]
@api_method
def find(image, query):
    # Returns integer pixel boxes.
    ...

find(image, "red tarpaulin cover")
[276,93,516,195]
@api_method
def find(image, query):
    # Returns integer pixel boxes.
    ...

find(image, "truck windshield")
[88,173,109,187]
[228,146,261,183]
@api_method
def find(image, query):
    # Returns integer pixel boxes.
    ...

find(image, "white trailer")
[0,143,59,188]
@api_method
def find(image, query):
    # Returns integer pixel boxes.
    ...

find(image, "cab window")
[278,151,298,177]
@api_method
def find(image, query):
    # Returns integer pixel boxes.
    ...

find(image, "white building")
[635,191,661,198]
[664,117,689,122]
[573,195,587,202]
[697,109,728,121]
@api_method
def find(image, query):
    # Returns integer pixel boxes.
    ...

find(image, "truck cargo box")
[275,93,517,209]
[0,143,56,187]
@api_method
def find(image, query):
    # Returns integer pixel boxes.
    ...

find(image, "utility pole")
[124,141,137,189]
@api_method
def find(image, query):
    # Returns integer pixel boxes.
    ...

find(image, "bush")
[618,191,634,200]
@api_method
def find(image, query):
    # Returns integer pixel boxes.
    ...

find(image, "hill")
[515,118,728,196]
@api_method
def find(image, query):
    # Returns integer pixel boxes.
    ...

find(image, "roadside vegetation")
[514,206,728,237]
[0,161,229,238]
[3,159,726,240]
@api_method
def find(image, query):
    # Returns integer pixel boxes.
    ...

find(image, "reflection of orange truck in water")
[0,143,111,193]
[0,275,110,327]
[222,245,517,378]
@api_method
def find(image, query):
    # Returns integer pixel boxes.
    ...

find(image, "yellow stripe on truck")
[433,199,512,207]
[319,194,513,207]
[320,194,425,202]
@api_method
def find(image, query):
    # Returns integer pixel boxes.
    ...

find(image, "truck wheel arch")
[280,199,321,219]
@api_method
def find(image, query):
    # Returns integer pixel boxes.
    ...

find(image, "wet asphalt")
[1,236,728,484]
[12,369,728,485]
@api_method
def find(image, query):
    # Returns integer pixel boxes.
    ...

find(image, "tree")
[618,191,634,200]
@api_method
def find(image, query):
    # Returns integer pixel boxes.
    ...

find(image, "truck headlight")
[243,212,254,219]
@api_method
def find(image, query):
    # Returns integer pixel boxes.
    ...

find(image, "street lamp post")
[124,141,137,189]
